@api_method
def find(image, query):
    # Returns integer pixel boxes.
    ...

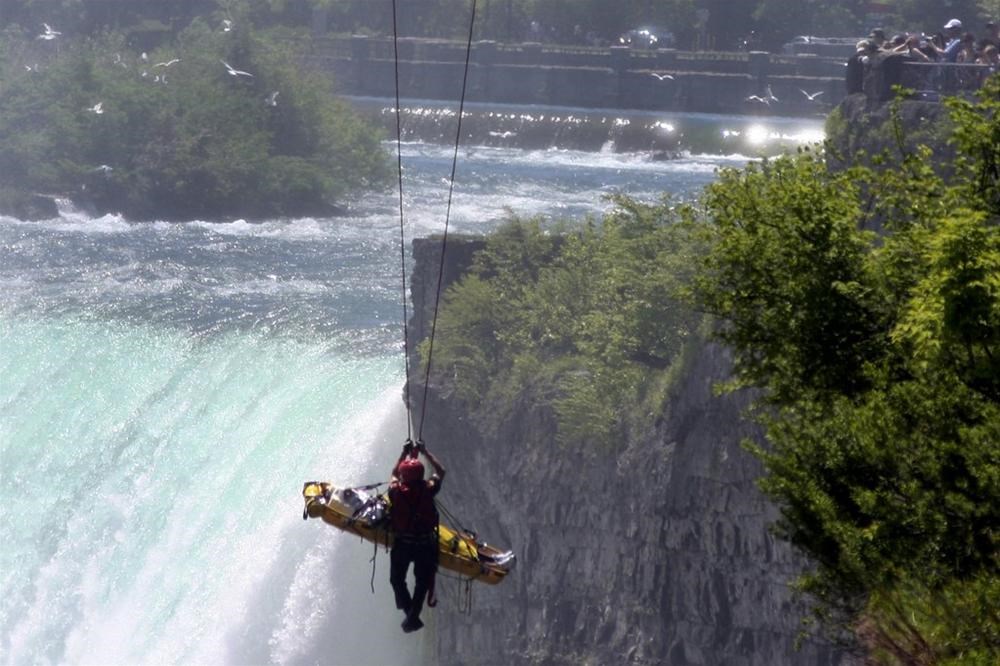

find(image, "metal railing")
[900,61,996,96]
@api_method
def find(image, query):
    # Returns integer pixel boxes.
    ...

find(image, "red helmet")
[398,457,424,483]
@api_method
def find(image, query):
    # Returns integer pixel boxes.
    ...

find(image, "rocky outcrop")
[0,190,58,221]
[407,238,844,665]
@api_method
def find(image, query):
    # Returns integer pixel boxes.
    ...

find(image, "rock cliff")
[407,238,845,665]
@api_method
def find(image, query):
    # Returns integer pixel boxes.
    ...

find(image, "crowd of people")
[847,17,998,94]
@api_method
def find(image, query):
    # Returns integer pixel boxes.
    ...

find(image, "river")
[0,103,824,665]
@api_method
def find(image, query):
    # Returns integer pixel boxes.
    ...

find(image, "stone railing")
[302,35,847,113]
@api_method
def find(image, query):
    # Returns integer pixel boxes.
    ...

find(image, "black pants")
[389,536,437,620]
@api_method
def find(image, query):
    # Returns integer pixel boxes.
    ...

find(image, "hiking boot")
[401,615,424,633]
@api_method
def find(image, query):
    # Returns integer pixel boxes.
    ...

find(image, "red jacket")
[389,480,439,536]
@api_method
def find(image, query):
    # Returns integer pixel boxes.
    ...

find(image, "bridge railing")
[900,62,996,97]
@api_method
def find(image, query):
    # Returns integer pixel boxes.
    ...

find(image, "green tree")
[690,77,1000,658]
[0,17,389,219]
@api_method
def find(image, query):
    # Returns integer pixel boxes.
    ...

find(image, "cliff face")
[408,238,844,665]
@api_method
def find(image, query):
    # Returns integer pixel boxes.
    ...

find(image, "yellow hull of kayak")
[302,482,512,585]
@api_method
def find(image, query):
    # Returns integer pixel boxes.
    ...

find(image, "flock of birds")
[648,71,825,106]
[32,20,280,113]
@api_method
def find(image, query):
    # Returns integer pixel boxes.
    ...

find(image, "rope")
[436,499,476,540]
[391,0,413,441]
[369,538,378,594]
[417,0,478,441]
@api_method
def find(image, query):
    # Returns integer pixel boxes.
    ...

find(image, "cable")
[417,0,478,440]
[391,0,413,440]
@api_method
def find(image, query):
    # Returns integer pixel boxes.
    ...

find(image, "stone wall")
[302,36,845,116]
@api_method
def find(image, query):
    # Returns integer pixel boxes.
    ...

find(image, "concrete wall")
[303,36,846,115]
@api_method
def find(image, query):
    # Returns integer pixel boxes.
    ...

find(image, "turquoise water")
[0,109,823,664]
[1,316,414,663]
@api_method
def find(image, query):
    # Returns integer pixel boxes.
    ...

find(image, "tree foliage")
[0,11,389,220]
[428,201,702,447]
[690,76,1000,659]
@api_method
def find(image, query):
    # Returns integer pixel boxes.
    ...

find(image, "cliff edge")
[407,238,844,665]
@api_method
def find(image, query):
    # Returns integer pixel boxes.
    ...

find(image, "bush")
[0,22,389,220]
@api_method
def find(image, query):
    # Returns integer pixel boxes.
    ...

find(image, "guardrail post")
[748,50,770,93]
[310,7,328,37]
[350,35,370,94]
[610,46,631,106]
[475,40,497,100]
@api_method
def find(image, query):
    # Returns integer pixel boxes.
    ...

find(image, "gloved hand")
[416,439,426,454]
[403,439,414,455]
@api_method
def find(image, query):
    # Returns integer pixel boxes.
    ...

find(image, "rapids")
[1,104,823,664]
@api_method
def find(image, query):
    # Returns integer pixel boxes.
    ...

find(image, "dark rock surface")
[0,191,59,221]
[408,238,845,665]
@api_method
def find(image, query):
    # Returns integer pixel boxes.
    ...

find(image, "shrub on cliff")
[0,21,389,220]
[690,76,1000,660]
[427,200,703,447]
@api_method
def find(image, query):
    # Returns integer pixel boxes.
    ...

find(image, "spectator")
[956,32,977,62]
[869,28,887,49]
[977,44,998,66]
[936,19,965,62]
[895,33,932,61]
[985,22,999,49]
[846,40,876,94]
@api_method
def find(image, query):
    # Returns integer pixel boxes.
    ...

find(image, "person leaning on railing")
[978,44,999,67]
[891,33,932,62]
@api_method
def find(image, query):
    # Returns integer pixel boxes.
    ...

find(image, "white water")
[1,317,424,664]
[1,112,823,664]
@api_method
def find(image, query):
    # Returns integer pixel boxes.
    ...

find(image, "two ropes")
[393,0,479,441]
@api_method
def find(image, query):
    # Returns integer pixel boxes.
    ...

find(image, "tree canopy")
[0,8,389,220]
[690,77,999,661]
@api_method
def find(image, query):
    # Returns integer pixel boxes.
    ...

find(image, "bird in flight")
[799,89,824,101]
[87,102,104,114]
[266,91,280,106]
[221,60,253,77]
[154,59,180,68]
[38,23,61,40]
[745,95,769,105]
[765,85,779,103]
[650,72,675,81]
[222,19,234,32]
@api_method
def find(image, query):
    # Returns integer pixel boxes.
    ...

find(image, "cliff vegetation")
[0,7,389,220]
[427,76,999,663]
[426,201,704,449]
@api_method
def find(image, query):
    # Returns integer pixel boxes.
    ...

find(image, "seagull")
[745,95,769,105]
[87,102,104,114]
[650,72,675,81]
[93,164,113,173]
[766,85,779,103]
[222,19,233,32]
[221,60,253,77]
[488,130,517,139]
[141,52,148,62]
[266,91,279,106]
[37,23,61,40]
[799,89,824,101]
[153,58,180,68]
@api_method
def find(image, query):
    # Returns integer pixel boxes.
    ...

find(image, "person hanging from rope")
[388,438,445,633]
